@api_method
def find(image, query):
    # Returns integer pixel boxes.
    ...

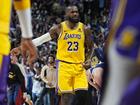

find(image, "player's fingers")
[21,46,27,65]
[28,57,35,69]
[29,52,37,67]
[10,48,20,56]
[21,39,37,67]
[10,49,15,56]
[28,46,37,68]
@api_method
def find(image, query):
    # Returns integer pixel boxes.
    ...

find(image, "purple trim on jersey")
[110,0,119,23]
[120,77,140,105]
[116,43,139,60]
[111,0,140,60]
[113,0,140,39]
[55,60,59,93]
[0,55,10,105]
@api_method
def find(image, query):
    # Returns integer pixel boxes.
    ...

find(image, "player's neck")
[66,21,78,29]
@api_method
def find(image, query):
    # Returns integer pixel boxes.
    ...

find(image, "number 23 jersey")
[56,21,85,63]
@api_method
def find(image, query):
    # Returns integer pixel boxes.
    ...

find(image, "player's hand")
[21,38,38,68]
[10,47,21,56]
[82,60,91,70]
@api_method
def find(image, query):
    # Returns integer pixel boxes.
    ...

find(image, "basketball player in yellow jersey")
[11,5,93,105]
[0,0,37,104]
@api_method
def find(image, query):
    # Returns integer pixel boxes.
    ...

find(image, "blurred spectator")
[7,55,32,105]
[36,55,57,105]
[32,68,43,104]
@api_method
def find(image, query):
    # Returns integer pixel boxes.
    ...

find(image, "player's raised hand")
[21,38,38,68]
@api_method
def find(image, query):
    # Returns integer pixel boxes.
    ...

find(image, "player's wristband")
[32,32,52,46]
[17,8,33,38]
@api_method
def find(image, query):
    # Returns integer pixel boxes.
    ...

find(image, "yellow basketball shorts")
[57,61,88,93]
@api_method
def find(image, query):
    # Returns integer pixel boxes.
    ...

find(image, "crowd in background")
[9,0,111,105]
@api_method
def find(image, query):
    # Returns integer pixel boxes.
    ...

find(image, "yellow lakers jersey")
[0,0,30,55]
[56,21,85,63]
[0,0,11,34]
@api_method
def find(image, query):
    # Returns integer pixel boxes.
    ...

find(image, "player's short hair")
[65,5,78,13]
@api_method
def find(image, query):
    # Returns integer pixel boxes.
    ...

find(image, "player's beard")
[68,17,79,23]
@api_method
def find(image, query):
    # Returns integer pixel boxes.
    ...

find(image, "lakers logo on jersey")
[63,33,81,40]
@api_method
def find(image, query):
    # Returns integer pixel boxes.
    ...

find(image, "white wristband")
[32,32,52,46]
[17,8,33,38]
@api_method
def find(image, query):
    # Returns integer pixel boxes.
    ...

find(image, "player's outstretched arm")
[14,0,37,67]
[10,23,60,67]
[32,24,60,46]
